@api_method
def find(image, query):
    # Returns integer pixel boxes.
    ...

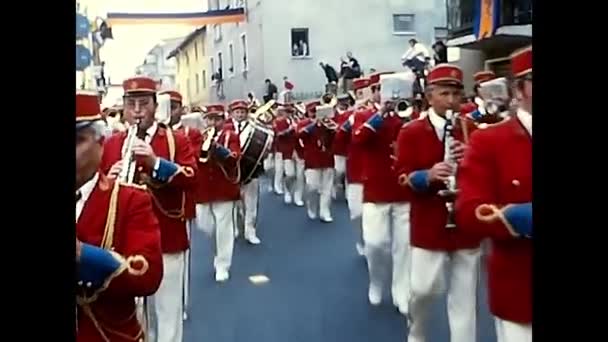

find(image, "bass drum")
[238,120,274,184]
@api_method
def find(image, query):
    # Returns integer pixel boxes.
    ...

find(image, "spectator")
[280,77,295,103]
[432,41,448,65]
[299,40,309,56]
[319,61,339,84]
[347,51,361,77]
[263,79,278,104]
[401,38,430,72]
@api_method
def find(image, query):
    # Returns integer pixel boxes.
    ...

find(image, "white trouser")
[408,247,481,342]
[240,179,259,237]
[195,201,237,272]
[346,183,364,244]
[274,152,295,198]
[304,168,335,218]
[263,152,275,192]
[362,202,411,308]
[333,155,347,194]
[183,220,194,318]
[294,155,305,204]
[150,252,185,342]
[495,318,532,342]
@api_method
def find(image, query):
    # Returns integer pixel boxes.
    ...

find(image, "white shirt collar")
[517,108,532,136]
[145,122,158,144]
[428,108,448,141]
[76,172,99,222]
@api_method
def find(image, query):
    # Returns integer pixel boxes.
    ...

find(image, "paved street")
[184,182,497,342]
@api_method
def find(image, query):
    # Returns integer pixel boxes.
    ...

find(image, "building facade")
[446,0,532,93]
[207,0,449,102]
[168,27,211,107]
[134,37,183,91]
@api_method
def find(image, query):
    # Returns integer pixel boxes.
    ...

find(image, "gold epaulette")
[117,181,148,191]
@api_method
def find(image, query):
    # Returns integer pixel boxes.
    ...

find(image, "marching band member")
[194,104,242,282]
[472,70,496,109]
[394,65,481,342]
[227,99,263,244]
[455,46,532,342]
[100,76,197,342]
[76,91,163,342]
[331,95,352,199]
[162,90,202,321]
[291,103,308,207]
[334,93,366,256]
[297,100,337,222]
[351,71,412,314]
[272,105,298,204]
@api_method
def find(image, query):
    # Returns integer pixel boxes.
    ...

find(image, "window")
[202,70,207,88]
[209,57,215,85]
[211,0,219,10]
[195,73,200,94]
[186,77,191,98]
[217,52,223,79]
[194,41,198,61]
[291,28,310,57]
[184,52,190,67]
[214,24,222,42]
[393,14,416,35]
[240,33,248,71]
[228,43,234,75]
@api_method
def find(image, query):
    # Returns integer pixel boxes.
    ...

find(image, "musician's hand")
[107,160,123,179]
[132,139,157,168]
[450,141,466,162]
[429,162,454,182]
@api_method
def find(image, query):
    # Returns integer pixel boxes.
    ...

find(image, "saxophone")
[438,110,458,229]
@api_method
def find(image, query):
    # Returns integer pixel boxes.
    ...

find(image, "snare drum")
[238,120,274,184]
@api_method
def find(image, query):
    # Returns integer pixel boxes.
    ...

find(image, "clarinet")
[438,110,458,229]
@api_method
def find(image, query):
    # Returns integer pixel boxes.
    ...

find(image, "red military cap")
[473,71,496,84]
[229,100,249,111]
[204,104,225,117]
[159,90,183,103]
[76,91,103,129]
[353,78,371,90]
[122,76,158,95]
[427,64,464,87]
[511,45,532,78]
[369,71,395,86]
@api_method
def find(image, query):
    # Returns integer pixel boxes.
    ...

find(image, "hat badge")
[450,70,458,78]
[129,81,138,89]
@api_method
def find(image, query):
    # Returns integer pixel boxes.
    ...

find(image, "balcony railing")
[448,0,532,39]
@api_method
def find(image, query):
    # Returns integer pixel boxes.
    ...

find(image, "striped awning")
[106,8,245,26]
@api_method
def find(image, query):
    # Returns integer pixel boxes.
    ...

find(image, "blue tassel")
[503,202,533,237]
[214,145,231,160]
[304,122,316,134]
[366,113,383,130]
[408,170,430,192]
[153,158,179,182]
[78,243,123,291]
[341,120,352,132]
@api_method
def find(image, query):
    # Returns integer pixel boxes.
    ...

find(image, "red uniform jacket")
[297,118,335,169]
[393,115,481,251]
[352,111,411,203]
[101,125,198,253]
[195,127,241,203]
[273,116,297,159]
[339,110,366,184]
[332,110,351,156]
[77,175,163,342]
[455,117,532,324]
[294,118,306,160]
[173,124,203,220]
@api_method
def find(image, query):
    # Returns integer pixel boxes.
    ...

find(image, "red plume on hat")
[284,81,294,90]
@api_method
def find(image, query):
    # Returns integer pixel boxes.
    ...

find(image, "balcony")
[447,0,532,44]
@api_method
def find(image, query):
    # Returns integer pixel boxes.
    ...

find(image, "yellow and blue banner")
[474,0,501,40]
[106,8,245,27]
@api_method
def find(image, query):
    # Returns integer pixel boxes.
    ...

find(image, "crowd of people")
[76,43,532,342]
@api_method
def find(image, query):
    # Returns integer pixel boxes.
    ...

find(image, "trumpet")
[118,119,143,184]
[318,117,338,130]
[199,126,216,163]
[437,110,459,229]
